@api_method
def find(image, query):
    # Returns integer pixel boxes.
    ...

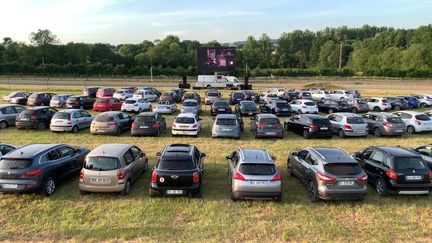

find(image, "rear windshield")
[125,100,136,104]
[95,115,114,122]
[313,119,331,126]
[96,99,108,103]
[158,159,193,170]
[242,102,256,108]
[216,118,236,125]
[393,157,427,170]
[276,103,289,108]
[387,117,404,123]
[324,163,362,176]
[233,93,245,98]
[68,97,77,102]
[305,102,315,106]
[53,112,70,120]
[85,157,121,171]
[415,114,431,121]
[239,164,276,176]
[346,117,365,124]
[0,159,33,169]
[51,96,60,100]
[214,101,228,106]
[175,117,195,124]
[183,101,197,107]
[20,110,35,117]
[135,116,155,123]
[207,92,219,97]
[260,118,279,124]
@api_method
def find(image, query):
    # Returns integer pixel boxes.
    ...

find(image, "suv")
[287,147,367,201]
[16,106,57,130]
[353,146,432,196]
[361,112,405,137]
[284,114,333,139]
[150,144,206,197]
[0,144,89,196]
[250,114,283,138]
[317,99,350,114]
[27,92,55,106]
[227,149,281,201]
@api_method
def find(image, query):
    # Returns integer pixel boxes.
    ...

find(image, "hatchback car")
[259,93,279,104]
[79,144,148,196]
[131,112,166,136]
[384,97,409,110]
[91,111,133,136]
[317,99,350,114]
[133,89,158,102]
[121,98,152,113]
[398,96,420,109]
[326,113,368,137]
[66,95,95,109]
[393,111,432,134]
[16,106,57,130]
[49,94,72,108]
[212,114,242,139]
[411,94,432,108]
[50,109,94,133]
[347,98,369,113]
[150,144,205,197]
[83,87,100,98]
[204,89,221,105]
[159,92,177,103]
[27,92,55,106]
[182,92,201,103]
[353,146,432,196]
[288,147,367,201]
[229,91,247,105]
[361,112,405,136]
[235,100,259,116]
[3,91,30,104]
[261,100,292,116]
[279,92,299,102]
[366,98,391,111]
[0,104,26,129]
[412,145,432,170]
[113,89,133,101]
[154,100,177,114]
[328,90,354,100]
[96,88,116,98]
[93,97,122,112]
[211,100,232,116]
[0,144,89,196]
[250,114,283,138]
[285,114,333,139]
[0,143,16,160]
[172,113,202,137]
[181,99,201,114]
[297,91,313,100]
[311,90,330,102]
[227,149,281,201]
[289,99,318,114]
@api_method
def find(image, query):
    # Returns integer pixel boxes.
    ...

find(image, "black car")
[16,106,57,130]
[211,100,232,116]
[284,114,333,139]
[83,87,100,98]
[412,145,432,170]
[261,100,292,116]
[4,91,31,105]
[235,100,259,116]
[280,92,299,102]
[353,146,432,196]
[317,99,350,114]
[244,91,259,103]
[27,92,55,106]
[150,144,205,197]
[170,88,186,99]
[250,114,283,138]
[0,144,89,196]
[66,95,95,109]
[131,112,167,136]
[384,97,409,110]
[229,91,246,105]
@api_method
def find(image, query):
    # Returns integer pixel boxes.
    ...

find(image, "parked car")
[170,88,186,100]
[49,94,72,108]
[159,92,177,103]
[411,94,432,108]
[261,100,292,116]
[212,114,241,139]
[149,144,205,197]
[172,113,202,137]
[204,89,221,105]
[139,87,161,97]
[311,90,330,102]
[384,97,409,110]
[353,146,432,196]
[229,91,247,105]
[79,144,148,195]
[154,100,177,114]
[259,93,279,104]
[288,147,367,201]
[227,149,281,201]
[27,92,55,106]
[285,114,333,139]
[398,96,420,109]
[361,112,405,136]
[244,90,259,103]
[297,91,313,100]
[16,106,57,130]
[0,143,16,160]
[83,87,100,98]
[236,100,259,116]
[317,99,351,114]
[181,99,201,114]
[90,111,134,136]
[328,90,354,100]
[347,98,369,113]
[393,111,432,134]
[131,112,166,136]
[289,99,318,114]
[121,86,138,93]
[121,98,152,113]
[96,88,116,98]
[250,114,283,138]
[366,98,391,111]
[93,97,122,112]
[0,104,26,129]
[113,89,134,101]
[167,91,181,103]
[211,100,232,116]
[326,113,368,137]
[412,145,432,170]
[0,144,89,196]
[3,91,31,104]
[349,90,362,98]
[133,89,158,101]
[50,109,94,133]
[269,88,285,97]
[279,92,299,102]
[65,95,95,109]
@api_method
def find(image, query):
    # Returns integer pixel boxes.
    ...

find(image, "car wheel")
[302,130,310,139]
[194,190,202,198]
[115,128,121,136]
[0,121,7,129]
[274,194,282,202]
[297,110,302,114]
[36,122,45,130]
[394,105,400,111]
[373,106,381,112]
[320,97,325,102]
[287,160,294,177]
[407,126,415,134]
[338,129,345,138]
[351,107,358,113]
[72,125,78,134]
[328,108,334,114]
[307,181,320,202]
[149,188,158,197]
[375,178,389,196]
[420,103,427,108]
[40,177,56,197]
[373,128,382,137]
[79,190,88,195]
[121,180,131,196]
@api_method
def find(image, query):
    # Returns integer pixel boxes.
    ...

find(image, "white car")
[366,98,392,111]
[311,90,330,102]
[289,99,318,114]
[328,90,354,100]
[133,89,158,101]
[412,94,432,108]
[121,98,152,113]
[171,113,202,136]
[113,89,133,101]
[154,101,177,114]
[393,111,432,134]
[269,88,285,97]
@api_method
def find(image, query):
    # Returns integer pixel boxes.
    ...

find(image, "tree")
[29,29,60,46]
[317,40,339,69]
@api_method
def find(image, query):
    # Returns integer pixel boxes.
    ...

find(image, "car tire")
[149,188,158,197]
[0,121,7,129]
[420,103,427,108]
[407,126,415,134]
[36,122,45,130]
[307,181,320,202]
[297,109,302,114]
[115,128,121,136]
[194,190,202,198]
[274,194,282,202]
[373,106,381,112]
[394,105,401,111]
[121,180,131,196]
[79,190,88,195]
[373,127,382,137]
[328,109,334,114]
[351,107,358,113]
[40,177,56,197]
[302,130,310,139]
[338,129,345,138]
[287,160,294,177]
[72,125,78,134]
[375,178,389,196]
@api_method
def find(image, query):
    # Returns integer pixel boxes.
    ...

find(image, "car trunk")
[0,158,34,180]
[393,157,431,184]
[93,115,115,129]
[155,158,196,187]
[323,163,365,188]
[83,157,121,186]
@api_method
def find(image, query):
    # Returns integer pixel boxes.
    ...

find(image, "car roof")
[30,106,50,110]
[213,100,229,104]
[176,112,196,118]
[396,111,422,115]
[239,149,273,164]
[296,99,313,102]
[58,109,82,113]
[162,144,193,159]
[375,146,420,157]
[309,147,356,163]
[183,99,198,103]
[302,114,326,119]
[88,144,132,157]
[216,114,237,119]
[4,144,62,159]
[138,112,157,116]
[0,104,21,108]
[366,112,394,117]
[333,112,360,118]
[99,111,123,116]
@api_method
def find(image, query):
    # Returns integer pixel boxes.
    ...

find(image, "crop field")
[0,82,432,242]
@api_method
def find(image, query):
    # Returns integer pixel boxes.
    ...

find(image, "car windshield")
[356,99,366,104]
[95,115,114,122]
[135,116,155,123]
[125,100,136,104]
[183,101,197,107]
[214,101,228,107]
[158,159,193,170]
[0,159,33,169]
[53,112,70,120]
[239,163,276,176]
[96,99,108,103]
[85,157,121,171]
[276,103,289,108]
[175,117,195,124]
[393,157,427,171]
[324,163,362,176]
[207,92,219,97]
[233,93,245,98]
[304,102,315,106]
[346,117,365,124]
[260,118,279,124]
[216,118,236,125]
[387,117,404,123]
[415,114,430,121]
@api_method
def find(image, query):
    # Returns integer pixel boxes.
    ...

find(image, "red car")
[93,97,122,112]
[96,88,116,98]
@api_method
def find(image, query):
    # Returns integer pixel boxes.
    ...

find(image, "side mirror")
[225,155,231,160]
[156,152,162,157]
[271,155,277,160]
[201,153,206,158]
[250,117,254,120]
[352,152,360,158]
[291,151,298,156]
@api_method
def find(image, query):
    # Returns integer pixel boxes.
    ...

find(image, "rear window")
[415,114,430,121]
[387,117,404,123]
[207,92,219,97]
[239,164,276,175]
[95,115,114,122]
[338,101,348,106]
[233,93,245,98]
[96,99,108,103]
[85,157,121,171]
[313,119,331,126]
[216,118,236,125]
[125,100,136,104]
[304,102,315,106]
[135,116,155,123]
[183,101,197,107]
[242,102,256,108]
[324,163,362,176]
[346,117,365,124]
[175,117,195,124]
[29,94,39,99]
[68,97,77,102]
[51,96,60,100]
[53,112,70,120]
[356,99,366,104]
[214,101,228,106]
[20,110,34,117]
[158,159,193,170]
[260,118,279,124]
[276,103,289,108]
[393,157,427,170]
[0,159,33,169]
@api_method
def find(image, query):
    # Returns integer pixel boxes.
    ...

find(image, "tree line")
[1,25,432,78]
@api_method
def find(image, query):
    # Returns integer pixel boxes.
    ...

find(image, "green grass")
[0,85,432,241]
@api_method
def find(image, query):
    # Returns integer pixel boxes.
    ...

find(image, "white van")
[195,75,241,89]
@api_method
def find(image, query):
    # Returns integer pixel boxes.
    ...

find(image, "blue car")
[398,96,420,109]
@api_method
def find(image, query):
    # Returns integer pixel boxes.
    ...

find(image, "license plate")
[282,109,288,111]
[90,178,111,183]
[2,184,18,189]
[180,126,188,128]
[406,175,422,180]
[222,128,231,131]
[395,129,403,132]
[248,113,253,115]
[140,126,149,128]
[338,181,355,186]
[250,181,268,185]
[218,109,225,111]
[355,130,365,133]
[320,127,329,130]
[266,132,276,135]
[21,118,29,121]
[166,190,183,195]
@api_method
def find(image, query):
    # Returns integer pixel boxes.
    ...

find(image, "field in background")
[0,84,432,241]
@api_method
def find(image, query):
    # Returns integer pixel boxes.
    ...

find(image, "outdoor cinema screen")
[196,47,236,73]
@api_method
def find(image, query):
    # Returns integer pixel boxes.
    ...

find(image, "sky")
[0,0,431,44]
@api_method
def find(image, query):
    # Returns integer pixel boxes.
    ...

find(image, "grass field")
[1,83,432,242]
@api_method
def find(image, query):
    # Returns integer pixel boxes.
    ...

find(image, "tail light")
[415,120,421,125]
[343,124,353,130]
[271,172,281,182]
[79,169,84,179]
[131,123,137,129]
[30,114,38,120]
[67,116,72,124]
[357,174,368,183]
[117,170,125,180]
[256,123,265,128]
[151,170,157,183]
[316,171,336,182]
[152,123,159,129]
[385,169,398,180]
[301,105,307,108]
[23,168,42,177]
[192,124,198,128]
[429,171,432,180]
[233,171,246,181]
[383,122,393,127]
[193,172,200,183]
[309,125,318,129]
[172,123,176,128]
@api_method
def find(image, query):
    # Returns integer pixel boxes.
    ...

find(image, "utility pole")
[150,58,153,82]
[338,42,343,70]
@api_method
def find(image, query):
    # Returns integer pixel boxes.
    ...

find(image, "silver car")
[49,94,72,108]
[0,104,26,129]
[50,109,95,133]
[227,149,282,201]
[181,99,201,114]
[326,113,368,137]
[212,114,241,139]
[361,112,406,136]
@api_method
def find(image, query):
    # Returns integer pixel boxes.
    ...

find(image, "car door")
[40,148,69,180]
[1,106,17,125]
[12,106,25,126]
[297,150,315,183]
[57,145,83,172]
[332,114,343,132]
[129,147,145,180]
[290,100,298,111]
[327,114,337,132]
[292,150,308,177]
[362,148,385,183]
[227,151,239,184]
[72,111,83,128]
[80,111,93,128]
[250,115,258,132]
[122,150,137,180]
